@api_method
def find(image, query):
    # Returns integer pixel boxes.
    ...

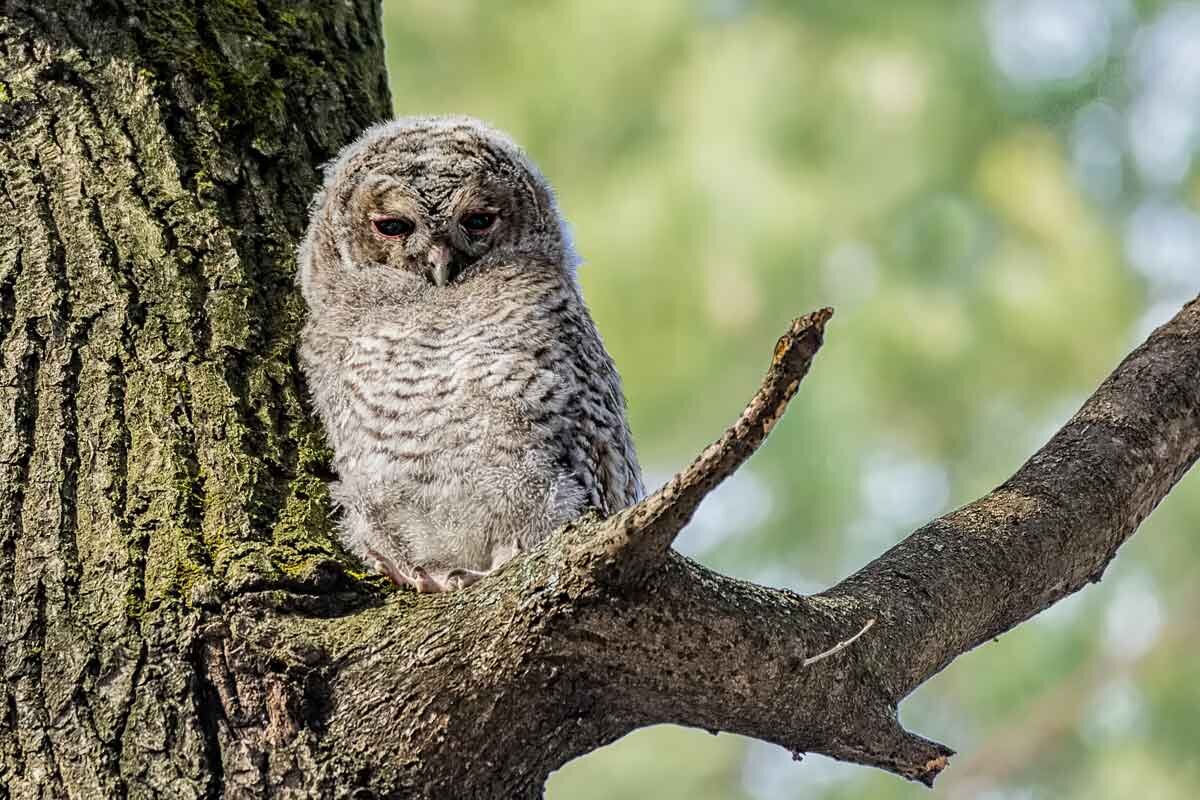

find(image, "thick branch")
[825,295,1200,698]
[245,296,1198,797]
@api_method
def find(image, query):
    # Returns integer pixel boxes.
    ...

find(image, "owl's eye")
[460,211,498,235]
[372,217,414,238]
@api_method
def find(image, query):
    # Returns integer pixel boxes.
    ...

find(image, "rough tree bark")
[1,2,1197,799]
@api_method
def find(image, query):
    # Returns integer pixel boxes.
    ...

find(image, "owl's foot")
[442,567,490,591]
[367,548,438,592]
[409,566,446,593]
[366,547,490,592]
[408,566,490,592]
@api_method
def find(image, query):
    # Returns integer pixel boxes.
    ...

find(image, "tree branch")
[825,295,1200,699]
[592,307,833,584]
[230,296,1198,797]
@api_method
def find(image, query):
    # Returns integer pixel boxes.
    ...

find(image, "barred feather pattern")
[298,117,643,590]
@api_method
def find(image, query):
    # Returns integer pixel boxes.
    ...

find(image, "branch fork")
[600,307,834,579]
[252,298,1199,796]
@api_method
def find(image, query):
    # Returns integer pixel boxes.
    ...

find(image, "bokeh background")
[382,1,1199,798]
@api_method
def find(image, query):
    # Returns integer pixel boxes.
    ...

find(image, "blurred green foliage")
[383,1,1200,798]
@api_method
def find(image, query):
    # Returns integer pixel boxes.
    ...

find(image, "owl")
[297,116,644,593]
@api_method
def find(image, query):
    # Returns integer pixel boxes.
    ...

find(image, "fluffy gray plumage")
[297,116,643,592]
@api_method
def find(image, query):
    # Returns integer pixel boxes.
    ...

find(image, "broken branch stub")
[593,308,833,584]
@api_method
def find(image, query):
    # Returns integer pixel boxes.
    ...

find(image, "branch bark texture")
[1,2,1198,799]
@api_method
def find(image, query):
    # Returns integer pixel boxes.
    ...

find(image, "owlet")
[297,116,644,592]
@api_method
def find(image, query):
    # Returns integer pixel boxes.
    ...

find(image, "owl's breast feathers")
[303,266,642,534]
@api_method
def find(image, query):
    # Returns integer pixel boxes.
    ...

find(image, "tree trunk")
[2,3,1198,800]
[0,1,389,796]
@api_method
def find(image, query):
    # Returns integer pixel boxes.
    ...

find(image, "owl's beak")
[427,242,453,287]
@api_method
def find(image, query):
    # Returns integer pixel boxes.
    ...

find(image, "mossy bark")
[0,2,388,796]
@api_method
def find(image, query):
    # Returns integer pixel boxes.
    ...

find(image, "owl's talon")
[411,566,444,593]
[367,551,477,593]
[367,548,426,592]
[444,568,489,590]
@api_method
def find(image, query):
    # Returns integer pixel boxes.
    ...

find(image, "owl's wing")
[549,284,645,518]
[566,344,644,518]
[595,383,645,513]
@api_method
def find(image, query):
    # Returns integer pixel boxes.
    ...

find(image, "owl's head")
[299,116,574,306]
